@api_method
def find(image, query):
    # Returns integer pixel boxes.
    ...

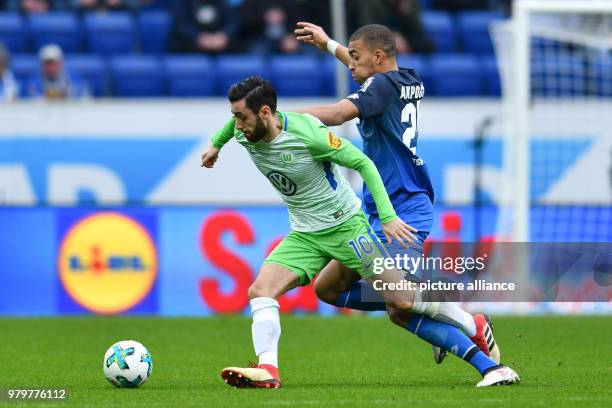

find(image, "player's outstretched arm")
[296,99,359,127]
[294,22,351,67]
[200,117,236,168]
[300,119,417,246]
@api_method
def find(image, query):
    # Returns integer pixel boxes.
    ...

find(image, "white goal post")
[508,0,612,242]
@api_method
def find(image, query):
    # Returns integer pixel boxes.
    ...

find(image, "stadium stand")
[65,54,107,96]
[138,9,170,54]
[110,54,163,97]
[421,11,456,53]
[429,54,482,96]
[0,12,27,53]
[29,12,81,53]
[216,54,265,96]
[83,12,135,55]
[481,55,501,96]
[164,55,215,97]
[0,1,516,98]
[456,11,504,55]
[268,55,323,97]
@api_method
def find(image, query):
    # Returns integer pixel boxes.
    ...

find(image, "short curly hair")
[349,24,396,58]
[228,76,277,114]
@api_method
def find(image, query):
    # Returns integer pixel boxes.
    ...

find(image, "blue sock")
[334,281,386,311]
[407,314,499,376]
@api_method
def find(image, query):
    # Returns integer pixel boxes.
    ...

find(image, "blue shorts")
[367,192,434,245]
[367,193,434,279]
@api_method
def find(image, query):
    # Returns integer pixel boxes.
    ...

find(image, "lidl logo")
[58,212,157,314]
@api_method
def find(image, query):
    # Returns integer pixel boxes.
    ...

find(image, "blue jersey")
[346,68,435,233]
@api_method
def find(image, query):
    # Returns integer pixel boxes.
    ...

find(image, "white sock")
[250,297,281,368]
[412,296,476,337]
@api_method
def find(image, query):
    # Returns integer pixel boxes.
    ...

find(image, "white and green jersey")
[211,112,396,232]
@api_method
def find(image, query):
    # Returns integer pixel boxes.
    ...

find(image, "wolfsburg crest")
[280,152,293,163]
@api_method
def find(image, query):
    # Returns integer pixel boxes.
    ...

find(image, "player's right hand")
[294,22,330,51]
[201,146,220,168]
[381,217,418,248]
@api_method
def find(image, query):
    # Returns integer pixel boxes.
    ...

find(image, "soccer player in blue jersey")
[295,22,519,386]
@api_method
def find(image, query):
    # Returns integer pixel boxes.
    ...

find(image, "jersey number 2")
[401,102,419,154]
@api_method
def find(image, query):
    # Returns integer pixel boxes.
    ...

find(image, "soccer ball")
[103,340,153,388]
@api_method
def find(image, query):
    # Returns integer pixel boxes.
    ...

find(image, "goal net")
[481,1,612,314]
[492,0,612,244]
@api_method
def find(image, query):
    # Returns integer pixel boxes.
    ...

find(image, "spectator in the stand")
[71,0,143,12]
[348,0,434,54]
[0,43,19,101]
[290,0,331,38]
[12,0,53,12]
[237,0,303,54]
[387,0,435,54]
[170,0,234,54]
[27,44,87,100]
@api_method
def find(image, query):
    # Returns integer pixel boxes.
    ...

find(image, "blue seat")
[429,54,482,96]
[216,55,266,95]
[397,54,426,72]
[481,55,501,96]
[321,57,367,96]
[10,54,38,82]
[10,54,37,97]
[65,55,107,96]
[0,12,28,53]
[422,12,455,53]
[138,10,171,54]
[269,55,323,96]
[110,56,163,97]
[29,13,81,54]
[164,55,215,97]
[457,11,505,55]
[397,54,430,92]
[84,12,135,55]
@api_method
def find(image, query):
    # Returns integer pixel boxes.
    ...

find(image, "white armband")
[326,40,340,56]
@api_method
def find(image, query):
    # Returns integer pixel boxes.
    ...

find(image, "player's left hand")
[201,146,220,168]
[381,218,418,248]
[294,22,330,51]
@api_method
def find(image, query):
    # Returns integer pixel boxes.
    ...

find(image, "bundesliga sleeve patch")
[327,132,342,149]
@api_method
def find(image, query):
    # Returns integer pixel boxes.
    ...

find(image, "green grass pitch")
[1,315,610,407]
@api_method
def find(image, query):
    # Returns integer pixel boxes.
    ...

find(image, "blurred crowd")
[1,0,510,54]
[0,0,510,101]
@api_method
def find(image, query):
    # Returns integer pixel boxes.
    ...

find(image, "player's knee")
[386,306,411,327]
[386,307,403,327]
[248,282,272,300]
[387,299,413,312]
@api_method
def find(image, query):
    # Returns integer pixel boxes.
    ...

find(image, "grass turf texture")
[1,315,610,407]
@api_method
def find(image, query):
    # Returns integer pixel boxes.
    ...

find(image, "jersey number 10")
[401,102,419,154]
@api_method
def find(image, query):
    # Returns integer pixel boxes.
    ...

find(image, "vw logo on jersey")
[267,171,297,196]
